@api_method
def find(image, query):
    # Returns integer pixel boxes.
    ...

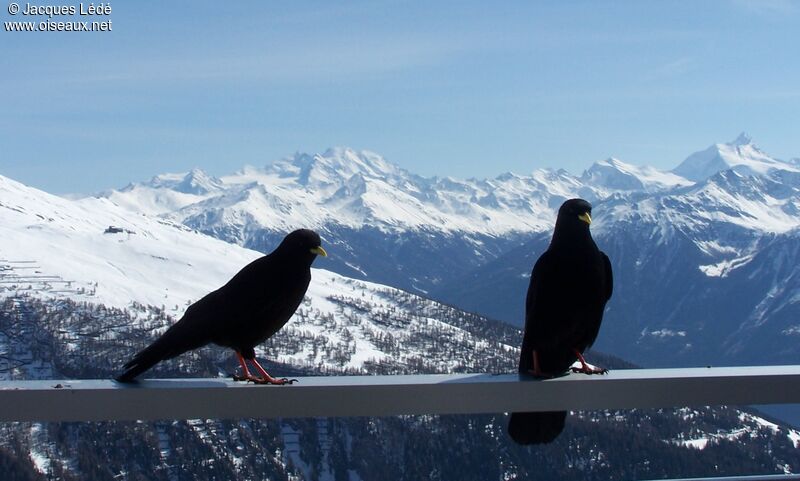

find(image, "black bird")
[116,229,327,384]
[508,198,613,444]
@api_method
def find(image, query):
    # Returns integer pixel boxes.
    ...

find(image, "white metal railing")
[1,365,800,422]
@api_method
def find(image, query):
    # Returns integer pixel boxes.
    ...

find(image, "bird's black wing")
[580,250,613,352]
[602,251,613,301]
[526,250,573,352]
[518,250,558,372]
[207,254,311,351]
[523,246,607,373]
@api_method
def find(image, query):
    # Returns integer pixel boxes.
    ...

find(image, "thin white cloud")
[732,0,798,16]
[32,33,477,89]
[648,57,695,79]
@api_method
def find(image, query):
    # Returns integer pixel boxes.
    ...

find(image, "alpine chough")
[508,198,613,444]
[115,229,327,384]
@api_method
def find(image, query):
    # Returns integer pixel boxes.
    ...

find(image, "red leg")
[231,352,296,385]
[570,349,608,375]
[250,357,296,385]
[232,352,257,382]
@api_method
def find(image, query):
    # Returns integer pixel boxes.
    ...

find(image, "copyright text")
[5,2,112,32]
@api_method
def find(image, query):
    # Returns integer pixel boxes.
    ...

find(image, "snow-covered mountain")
[95,146,687,295]
[97,135,798,286]
[95,134,800,321]
[580,156,692,194]
[103,135,794,238]
[104,146,584,236]
[673,133,799,182]
[97,147,602,293]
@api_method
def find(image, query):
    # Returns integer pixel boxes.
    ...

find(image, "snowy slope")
[581,157,692,193]
[0,173,259,312]
[0,173,518,374]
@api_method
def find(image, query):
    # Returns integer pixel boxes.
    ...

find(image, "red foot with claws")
[233,352,298,385]
[570,349,608,375]
[232,374,297,385]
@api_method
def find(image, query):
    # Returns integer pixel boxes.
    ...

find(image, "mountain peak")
[140,168,223,196]
[272,147,404,187]
[581,157,645,191]
[672,133,796,182]
[177,168,224,195]
[600,156,625,166]
[731,132,753,146]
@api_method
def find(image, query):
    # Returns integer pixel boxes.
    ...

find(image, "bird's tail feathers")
[115,338,173,383]
[507,411,567,445]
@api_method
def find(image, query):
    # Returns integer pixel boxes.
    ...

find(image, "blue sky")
[1,0,799,193]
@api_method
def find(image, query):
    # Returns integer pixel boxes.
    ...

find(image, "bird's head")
[551,198,593,246]
[557,198,592,226]
[280,229,328,263]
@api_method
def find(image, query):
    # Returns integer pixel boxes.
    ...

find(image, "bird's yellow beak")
[578,212,592,225]
[310,246,328,257]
